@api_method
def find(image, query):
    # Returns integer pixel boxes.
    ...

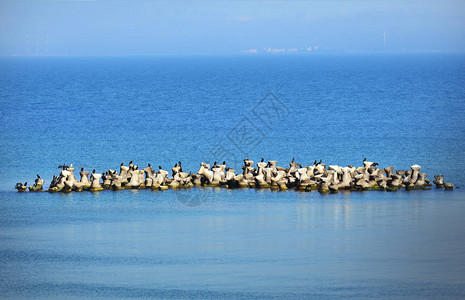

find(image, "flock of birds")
[15,158,454,193]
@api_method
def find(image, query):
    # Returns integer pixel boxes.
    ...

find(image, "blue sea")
[1,54,465,298]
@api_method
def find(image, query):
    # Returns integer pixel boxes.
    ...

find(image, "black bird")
[363,158,366,162]
[121,162,124,166]
[148,163,151,167]
[223,161,226,165]
[24,182,27,186]
[261,158,264,162]
[159,165,162,170]
[92,169,95,174]
[81,167,84,171]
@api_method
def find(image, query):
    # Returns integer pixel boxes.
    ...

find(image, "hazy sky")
[1,0,464,55]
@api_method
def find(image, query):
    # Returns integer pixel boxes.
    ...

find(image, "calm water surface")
[1,189,465,299]
[1,54,465,298]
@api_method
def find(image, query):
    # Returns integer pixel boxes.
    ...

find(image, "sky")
[1,0,464,56]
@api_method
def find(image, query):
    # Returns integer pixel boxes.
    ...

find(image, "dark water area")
[1,54,465,298]
[1,54,464,189]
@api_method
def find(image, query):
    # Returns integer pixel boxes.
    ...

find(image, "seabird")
[261,158,264,162]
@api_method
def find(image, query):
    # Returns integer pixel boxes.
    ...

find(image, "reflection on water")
[296,197,353,230]
[1,189,465,299]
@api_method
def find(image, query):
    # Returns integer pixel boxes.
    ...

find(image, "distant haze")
[1,0,464,56]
